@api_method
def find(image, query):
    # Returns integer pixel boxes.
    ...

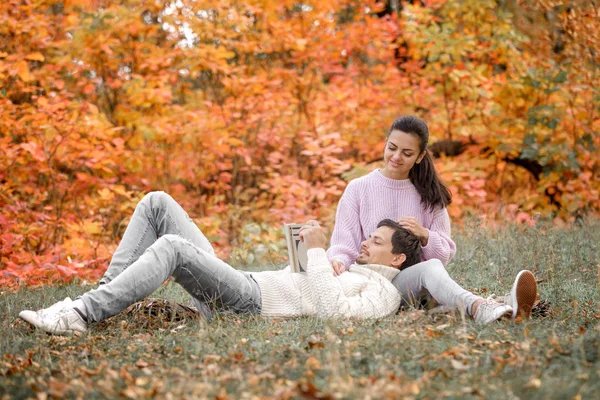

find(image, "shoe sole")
[511,270,537,319]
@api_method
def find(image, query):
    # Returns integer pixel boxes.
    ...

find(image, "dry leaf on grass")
[450,359,470,371]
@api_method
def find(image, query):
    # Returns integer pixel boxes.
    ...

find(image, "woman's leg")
[391,259,480,316]
[82,235,261,322]
[100,191,215,284]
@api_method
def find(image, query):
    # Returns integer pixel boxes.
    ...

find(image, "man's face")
[355,226,405,269]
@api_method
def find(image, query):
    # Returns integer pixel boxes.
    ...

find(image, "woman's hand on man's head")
[397,217,429,246]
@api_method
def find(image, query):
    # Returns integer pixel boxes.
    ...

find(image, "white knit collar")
[349,263,401,281]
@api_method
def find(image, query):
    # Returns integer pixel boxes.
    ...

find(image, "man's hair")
[376,219,422,270]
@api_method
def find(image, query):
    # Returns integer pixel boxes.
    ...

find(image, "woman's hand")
[332,260,347,276]
[398,217,429,246]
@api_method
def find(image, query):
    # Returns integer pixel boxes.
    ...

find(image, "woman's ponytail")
[409,151,452,210]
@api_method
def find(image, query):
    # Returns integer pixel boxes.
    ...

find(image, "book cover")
[283,223,308,273]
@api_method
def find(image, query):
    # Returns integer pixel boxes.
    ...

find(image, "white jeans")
[391,259,480,316]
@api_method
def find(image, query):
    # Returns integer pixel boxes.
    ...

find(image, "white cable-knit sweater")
[251,248,402,319]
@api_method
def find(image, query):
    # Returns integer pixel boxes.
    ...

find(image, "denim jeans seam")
[177,241,258,312]
[83,260,167,322]
[123,222,153,271]
[158,207,184,237]
[179,247,242,298]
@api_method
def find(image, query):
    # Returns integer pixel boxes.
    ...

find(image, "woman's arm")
[421,207,456,266]
[326,181,363,268]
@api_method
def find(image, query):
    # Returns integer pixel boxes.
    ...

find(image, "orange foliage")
[1,0,598,287]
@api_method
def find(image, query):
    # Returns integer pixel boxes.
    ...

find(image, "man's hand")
[398,217,429,246]
[298,220,327,250]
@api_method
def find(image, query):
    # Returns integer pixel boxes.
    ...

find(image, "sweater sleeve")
[327,181,362,268]
[306,248,401,319]
[421,206,456,266]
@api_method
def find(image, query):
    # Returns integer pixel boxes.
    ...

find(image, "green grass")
[1,221,599,399]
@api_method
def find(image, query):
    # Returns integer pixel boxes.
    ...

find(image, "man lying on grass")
[19,192,537,335]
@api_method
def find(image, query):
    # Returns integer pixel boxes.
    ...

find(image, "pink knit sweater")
[327,169,456,268]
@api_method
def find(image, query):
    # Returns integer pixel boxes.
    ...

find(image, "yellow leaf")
[228,137,244,146]
[82,221,102,235]
[125,157,143,173]
[296,39,308,51]
[0,52,8,58]
[15,60,32,82]
[98,188,115,201]
[25,52,45,62]
[214,46,236,60]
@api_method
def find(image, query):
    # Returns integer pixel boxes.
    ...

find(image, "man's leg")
[391,259,481,316]
[21,235,261,333]
[82,235,261,322]
[100,191,215,285]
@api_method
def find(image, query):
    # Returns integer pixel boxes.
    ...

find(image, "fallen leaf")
[305,356,321,370]
[450,359,470,371]
[120,366,133,382]
[203,354,222,364]
[407,382,420,395]
[425,328,444,338]
[308,335,324,349]
[135,377,150,386]
[525,378,541,389]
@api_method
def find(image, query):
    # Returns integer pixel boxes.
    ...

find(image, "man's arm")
[299,222,401,319]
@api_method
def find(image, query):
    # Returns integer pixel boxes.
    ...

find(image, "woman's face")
[381,130,425,180]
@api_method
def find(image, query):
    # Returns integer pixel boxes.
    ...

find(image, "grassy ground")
[1,221,599,399]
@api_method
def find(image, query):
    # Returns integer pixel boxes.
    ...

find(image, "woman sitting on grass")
[326,115,537,321]
[328,115,455,274]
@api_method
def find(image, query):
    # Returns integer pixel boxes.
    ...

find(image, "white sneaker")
[505,270,537,319]
[41,297,73,318]
[473,299,513,324]
[19,297,72,327]
[19,302,87,335]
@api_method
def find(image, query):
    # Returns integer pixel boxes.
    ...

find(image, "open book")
[283,223,308,273]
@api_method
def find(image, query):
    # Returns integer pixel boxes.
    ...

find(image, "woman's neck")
[380,167,409,180]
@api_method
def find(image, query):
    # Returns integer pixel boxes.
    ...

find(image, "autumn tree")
[1,0,598,287]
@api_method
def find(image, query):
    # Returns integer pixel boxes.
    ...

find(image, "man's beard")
[355,256,369,265]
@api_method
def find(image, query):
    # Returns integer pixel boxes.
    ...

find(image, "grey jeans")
[392,258,480,316]
[80,192,261,323]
